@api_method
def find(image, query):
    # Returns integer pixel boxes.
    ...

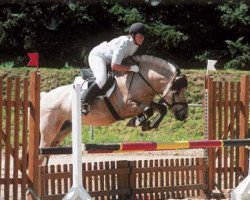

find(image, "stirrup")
[81,103,90,116]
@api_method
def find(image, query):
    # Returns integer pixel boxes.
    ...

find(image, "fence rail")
[40,158,206,200]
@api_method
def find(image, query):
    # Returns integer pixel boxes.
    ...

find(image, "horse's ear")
[171,75,188,91]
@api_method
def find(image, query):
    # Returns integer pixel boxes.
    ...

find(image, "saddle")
[80,68,121,120]
[80,68,115,98]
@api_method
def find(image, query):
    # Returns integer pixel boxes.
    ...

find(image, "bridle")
[158,81,188,114]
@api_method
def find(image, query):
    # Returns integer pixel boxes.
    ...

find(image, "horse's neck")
[136,65,174,98]
[115,69,171,103]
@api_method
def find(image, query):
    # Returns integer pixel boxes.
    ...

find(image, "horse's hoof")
[141,121,151,131]
[126,118,136,127]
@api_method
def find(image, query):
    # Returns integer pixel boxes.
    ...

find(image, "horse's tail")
[40,91,47,99]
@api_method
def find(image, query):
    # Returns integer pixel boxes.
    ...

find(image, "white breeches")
[88,54,108,89]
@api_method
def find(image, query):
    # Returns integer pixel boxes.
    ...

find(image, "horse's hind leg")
[50,120,72,147]
[40,120,72,165]
[39,111,65,165]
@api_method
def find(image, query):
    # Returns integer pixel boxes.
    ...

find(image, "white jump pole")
[63,78,92,200]
[231,147,250,200]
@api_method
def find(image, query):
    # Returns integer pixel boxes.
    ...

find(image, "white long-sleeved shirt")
[90,36,139,65]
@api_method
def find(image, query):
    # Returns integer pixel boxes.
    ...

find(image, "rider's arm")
[111,37,137,72]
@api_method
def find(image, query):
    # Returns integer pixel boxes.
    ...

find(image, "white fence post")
[63,78,92,200]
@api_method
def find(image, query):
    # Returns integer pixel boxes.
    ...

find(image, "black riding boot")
[81,83,101,115]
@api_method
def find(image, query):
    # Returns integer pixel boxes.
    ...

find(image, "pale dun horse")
[40,55,188,164]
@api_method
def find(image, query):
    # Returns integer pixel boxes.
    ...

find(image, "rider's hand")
[130,65,139,73]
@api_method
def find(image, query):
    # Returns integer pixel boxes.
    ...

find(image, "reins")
[129,57,166,102]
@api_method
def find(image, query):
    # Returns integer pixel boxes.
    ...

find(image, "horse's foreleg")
[141,102,168,131]
[125,100,148,115]
[126,100,152,127]
[126,102,168,131]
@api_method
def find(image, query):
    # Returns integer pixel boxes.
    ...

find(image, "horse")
[39,55,188,163]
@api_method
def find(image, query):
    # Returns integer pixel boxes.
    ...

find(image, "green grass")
[61,107,205,146]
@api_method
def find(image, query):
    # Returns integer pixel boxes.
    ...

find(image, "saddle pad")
[75,76,115,98]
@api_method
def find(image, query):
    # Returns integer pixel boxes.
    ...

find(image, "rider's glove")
[130,65,139,73]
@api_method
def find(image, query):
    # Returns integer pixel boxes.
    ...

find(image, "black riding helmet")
[129,22,146,36]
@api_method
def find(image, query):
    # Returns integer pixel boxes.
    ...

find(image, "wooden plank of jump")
[217,82,222,189]
[118,160,130,200]
[190,158,195,196]
[175,159,180,199]
[40,166,45,198]
[195,158,200,197]
[110,161,116,200]
[159,159,164,199]
[27,71,41,200]
[229,81,235,189]
[0,79,2,198]
[87,162,92,196]
[93,162,98,197]
[63,164,68,194]
[21,78,29,200]
[223,81,229,189]
[170,158,175,198]
[165,159,170,199]
[180,158,185,198]
[235,82,241,187]
[4,77,12,199]
[57,165,62,195]
[45,165,49,195]
[186,158,191,197]
[154,159,158,200]
[104,161,110,200]
[13,77,20,199]
[207,76,216,191]
[99,162,104,200]
[239,75,249,176]
[51,165,56,195]
[154,159,159,199]
[149,159,154,199]
[82,163,86,196]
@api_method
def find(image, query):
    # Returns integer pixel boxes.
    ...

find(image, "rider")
[81,22,146,115]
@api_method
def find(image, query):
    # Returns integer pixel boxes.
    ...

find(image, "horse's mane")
[132,55,177,74]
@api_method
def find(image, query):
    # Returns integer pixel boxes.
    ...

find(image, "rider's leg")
[81,54,107,115]
[81,82,101,114]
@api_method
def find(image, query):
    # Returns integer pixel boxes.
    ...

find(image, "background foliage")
[0,0,249,70]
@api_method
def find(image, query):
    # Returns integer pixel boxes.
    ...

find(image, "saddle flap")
[78,75,116,98]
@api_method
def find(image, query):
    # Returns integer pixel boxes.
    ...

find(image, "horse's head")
[160,71,188,121]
